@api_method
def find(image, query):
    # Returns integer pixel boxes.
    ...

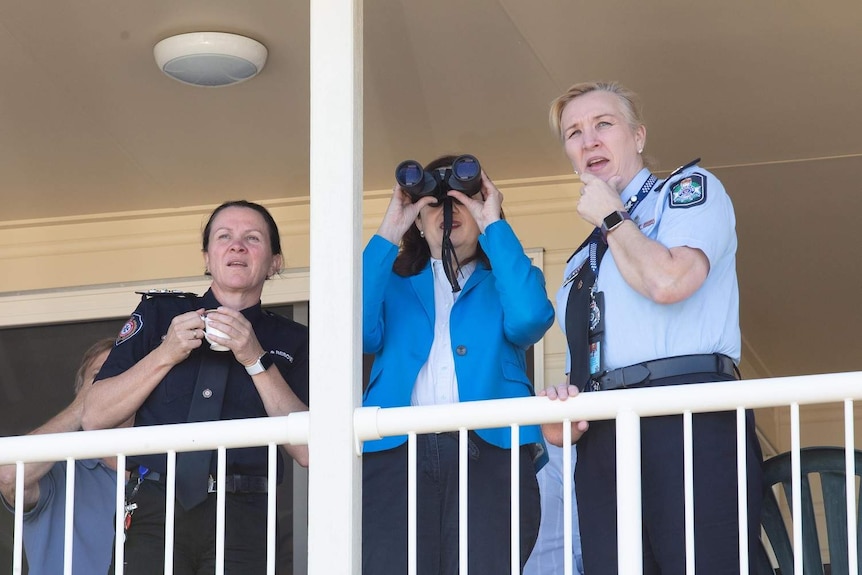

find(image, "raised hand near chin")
[577,172,626,227]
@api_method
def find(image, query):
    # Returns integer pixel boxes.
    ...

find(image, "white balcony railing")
[2,371,862,574]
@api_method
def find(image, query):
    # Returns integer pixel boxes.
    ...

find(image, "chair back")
[756,446,862,575]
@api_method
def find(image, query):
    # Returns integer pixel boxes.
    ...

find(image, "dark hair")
[74,338,115,394]
[202,200,282,256]
[392,155,498,277]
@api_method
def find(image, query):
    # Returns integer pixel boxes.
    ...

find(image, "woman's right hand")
[538,380,590,446]
[375,185,435,245]
[159,308,206,364]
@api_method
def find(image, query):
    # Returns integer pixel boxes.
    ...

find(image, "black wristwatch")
[245,352,274,376]
[601,210,632,240]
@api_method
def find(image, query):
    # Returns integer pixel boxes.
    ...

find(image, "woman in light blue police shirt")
[542,82,763,575]
[362,154,555,575]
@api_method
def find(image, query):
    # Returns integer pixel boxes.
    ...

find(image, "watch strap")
[601,210,632,240]
[245,352,274,376]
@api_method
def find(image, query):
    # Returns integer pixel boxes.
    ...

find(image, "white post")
[736,407,749,575]
[308,1,364,574]
[63,458,76,575]
[616,408,642,575]
[845,400,858,574]
[790,403,802,575]
[683,411,694,575]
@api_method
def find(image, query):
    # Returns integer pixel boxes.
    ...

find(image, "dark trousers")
[576,373,764,575]
[362,432,541,575]
[111,480,270,575]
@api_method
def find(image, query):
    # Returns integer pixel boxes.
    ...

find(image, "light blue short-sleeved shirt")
[1,459,117,575]
[556,165,740,372]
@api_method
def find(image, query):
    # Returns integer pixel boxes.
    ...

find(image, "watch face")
[604,211,624,229]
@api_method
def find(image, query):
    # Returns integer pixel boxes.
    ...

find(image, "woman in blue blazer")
[362,155,555,575]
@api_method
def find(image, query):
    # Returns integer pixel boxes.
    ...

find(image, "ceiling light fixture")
[154,32,268,88]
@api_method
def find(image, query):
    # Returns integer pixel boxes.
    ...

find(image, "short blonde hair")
[73,338,115,394]
[549,81,645,141]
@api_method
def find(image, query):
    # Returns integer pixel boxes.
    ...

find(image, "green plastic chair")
[755,446,862,575]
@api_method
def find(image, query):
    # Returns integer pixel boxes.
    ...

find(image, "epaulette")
[659,157,701,193]
[135,289,199,299]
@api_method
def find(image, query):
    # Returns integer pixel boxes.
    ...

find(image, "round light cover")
[154,32,268,87]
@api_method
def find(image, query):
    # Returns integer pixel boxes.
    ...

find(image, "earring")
[638,148,643,154]
[419,230,425,238]
[573,169,579,176]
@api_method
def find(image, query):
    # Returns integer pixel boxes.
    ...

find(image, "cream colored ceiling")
[0,0,861,378]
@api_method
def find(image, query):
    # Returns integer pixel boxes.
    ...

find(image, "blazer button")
[455,345,467,356]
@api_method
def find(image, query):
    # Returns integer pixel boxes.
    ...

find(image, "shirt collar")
[429,258,477,294]
[619,167,653,202]
[200,288,263,322]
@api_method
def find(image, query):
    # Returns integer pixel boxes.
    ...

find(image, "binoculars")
[395,155,482,205]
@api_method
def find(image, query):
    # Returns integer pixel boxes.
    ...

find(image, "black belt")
[132,469,268,494]
[590,353,738,392]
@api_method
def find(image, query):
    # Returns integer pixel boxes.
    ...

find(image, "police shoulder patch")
[116,313,144,345]
[668,173,707,209]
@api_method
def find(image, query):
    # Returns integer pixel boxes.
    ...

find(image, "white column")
[616,408,643,575]
[308,1,364,574]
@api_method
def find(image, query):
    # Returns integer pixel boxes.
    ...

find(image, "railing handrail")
[355,371,862,442]
[0,412,309,465]
[4,371,860,466]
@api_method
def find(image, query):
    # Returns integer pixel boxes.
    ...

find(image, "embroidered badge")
[589,299,601,331]
[669,173,707,208]
[116,313,143,345]
[273,349,294,364]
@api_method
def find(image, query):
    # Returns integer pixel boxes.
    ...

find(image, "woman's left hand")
[447,170,502,233]
[202,307,265,367]
[577,172,626,227]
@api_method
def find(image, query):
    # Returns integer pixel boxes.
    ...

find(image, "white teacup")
[202,314,230,352]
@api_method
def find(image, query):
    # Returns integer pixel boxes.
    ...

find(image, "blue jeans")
[524,443,584,575]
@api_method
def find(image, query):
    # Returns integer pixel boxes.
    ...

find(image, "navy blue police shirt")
[95,288,310,482]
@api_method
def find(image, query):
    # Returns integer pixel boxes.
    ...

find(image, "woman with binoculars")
[361,154,555,574]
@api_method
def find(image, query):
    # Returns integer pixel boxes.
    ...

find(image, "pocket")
[501,360,532,395]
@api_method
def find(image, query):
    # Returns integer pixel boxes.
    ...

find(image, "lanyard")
[623,173,657,214]
[564,158,702,283]
[585,173,657,273]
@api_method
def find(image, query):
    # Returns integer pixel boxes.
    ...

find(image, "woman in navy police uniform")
[83,200,309,575]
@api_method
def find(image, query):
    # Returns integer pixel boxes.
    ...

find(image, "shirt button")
[202,388,213,399]
[455,345,467,356]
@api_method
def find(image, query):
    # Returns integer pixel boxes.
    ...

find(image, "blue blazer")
[362,220,555,459]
